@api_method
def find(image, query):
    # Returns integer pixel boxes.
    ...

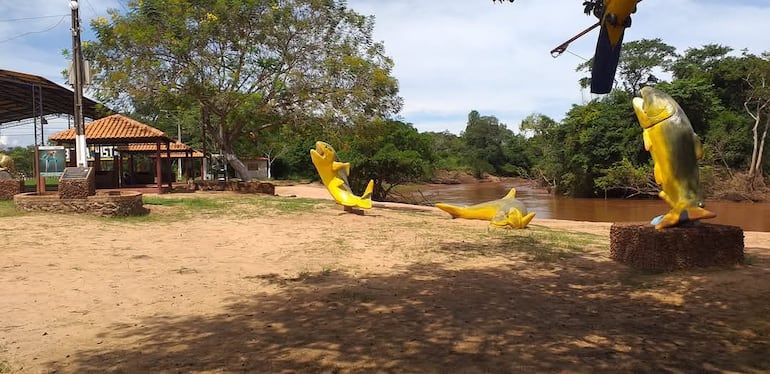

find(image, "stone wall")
[14,191,148,217]
[0,179,22,200]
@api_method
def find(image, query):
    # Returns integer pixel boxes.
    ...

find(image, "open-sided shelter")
[0,69,108,145]
[115,142,205,184]
[49,114,174,193]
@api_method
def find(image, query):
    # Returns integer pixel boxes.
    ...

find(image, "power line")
[0,15,68,44]
[0,14,69,22]
[83,0,100,20]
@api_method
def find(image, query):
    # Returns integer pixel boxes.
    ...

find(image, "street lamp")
[69,0,88,167]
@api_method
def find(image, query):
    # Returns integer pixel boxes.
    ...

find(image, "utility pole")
[69,0,88,167]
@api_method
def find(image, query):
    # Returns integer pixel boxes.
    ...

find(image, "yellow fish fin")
[694,134,703,160]
[503,188,517,199]
[520,212,536,228]
[332,161,350,176]
[642,130,652,151]
[435,203,462,219]
[686,207,716,221]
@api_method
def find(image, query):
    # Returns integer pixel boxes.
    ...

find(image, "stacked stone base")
[0,179,22,200]
[610,222,744,272]
[59,177,96,198]
[14,191,148,217]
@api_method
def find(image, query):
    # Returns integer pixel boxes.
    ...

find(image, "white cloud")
[1,0,768,144]
[348,0,770,134]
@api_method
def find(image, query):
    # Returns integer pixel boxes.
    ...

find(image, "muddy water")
[411,181,770,232]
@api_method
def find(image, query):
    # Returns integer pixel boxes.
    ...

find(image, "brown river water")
[406,181,770,232]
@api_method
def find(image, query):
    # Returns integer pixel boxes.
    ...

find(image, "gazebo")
[49,114,175,193]
[114,142,205,184]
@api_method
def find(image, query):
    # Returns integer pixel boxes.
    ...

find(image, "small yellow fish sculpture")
[310,141,374,210]
[632,86,716,229]
[435,188,535,229]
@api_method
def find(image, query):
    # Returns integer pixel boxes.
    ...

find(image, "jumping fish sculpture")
[310,141,374,210]
[632,86,716,229]
[435,188,535,229]
[0,153,15,179]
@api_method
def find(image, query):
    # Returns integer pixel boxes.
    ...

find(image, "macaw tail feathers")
[590,25,624,94]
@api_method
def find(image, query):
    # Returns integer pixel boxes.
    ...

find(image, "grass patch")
[111,194,324,224]
[0,357,14,374]
[142,196,227,210]
[437,224,607,263]
[0,200,21,217]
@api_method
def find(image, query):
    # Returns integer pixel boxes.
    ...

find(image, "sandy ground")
[1,183,769,373]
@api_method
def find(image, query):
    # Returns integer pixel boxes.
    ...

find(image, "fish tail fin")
[654,211,682,230]
[686,207,716,222]
[520,212,536,228]
[503,187,517,199]
[356,180,374,209]
[654,207,717,229]
[435,203,463,219]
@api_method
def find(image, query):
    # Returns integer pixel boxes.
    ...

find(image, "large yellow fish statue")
[632,86,716,229]
[435,188,535,229]
[310,141,374,210]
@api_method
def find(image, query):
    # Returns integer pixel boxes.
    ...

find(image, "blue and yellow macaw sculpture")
[496,0,641,94]
[588,0,639,94]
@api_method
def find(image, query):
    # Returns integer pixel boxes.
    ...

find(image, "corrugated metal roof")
[49,114,173,144]
[0,69,108,124]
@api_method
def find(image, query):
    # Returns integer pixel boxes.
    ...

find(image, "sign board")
[38,146,66,177]
[60,167,92,180]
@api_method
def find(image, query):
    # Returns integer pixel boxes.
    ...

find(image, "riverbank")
[1,189,769,373]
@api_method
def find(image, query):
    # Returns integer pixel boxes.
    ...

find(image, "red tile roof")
[49,114,173,144]
[115,142,204,158]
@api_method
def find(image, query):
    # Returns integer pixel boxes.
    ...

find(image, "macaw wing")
[590,24,624,94]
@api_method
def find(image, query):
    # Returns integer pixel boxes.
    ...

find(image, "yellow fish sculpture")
[435,188,535,229]
[310,141,374,210]
[632,86,716,229]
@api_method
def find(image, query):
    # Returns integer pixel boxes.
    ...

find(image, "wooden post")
[156,140,162,194]
[34,146,42,194]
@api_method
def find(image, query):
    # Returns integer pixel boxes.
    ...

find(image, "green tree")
[519,113,567,191]
[344,120,434,201]
[3,146,35,177]
[578,38,677,94]
[85,0,402,180]
[556,91,641,196]
[462,110,525,178]
[742,52,770,184]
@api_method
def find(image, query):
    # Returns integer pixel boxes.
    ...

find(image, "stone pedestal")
[0,178,22,200]
[58,167,96,199]
[610,222,744,273]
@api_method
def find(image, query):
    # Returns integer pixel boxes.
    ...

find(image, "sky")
[1,0,769,148]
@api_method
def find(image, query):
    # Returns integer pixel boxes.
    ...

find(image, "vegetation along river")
[409,181,770,233]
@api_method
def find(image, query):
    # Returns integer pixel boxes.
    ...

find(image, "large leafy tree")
[85,0,402,179]
[343,120,434,201]
[578,38,677,94]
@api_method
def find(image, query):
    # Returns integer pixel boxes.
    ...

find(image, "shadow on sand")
[48,238,769,373]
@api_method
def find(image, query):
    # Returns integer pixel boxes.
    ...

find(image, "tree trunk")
[223,151,251,181]
[755,117,769,179]
[749,115,760,178]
